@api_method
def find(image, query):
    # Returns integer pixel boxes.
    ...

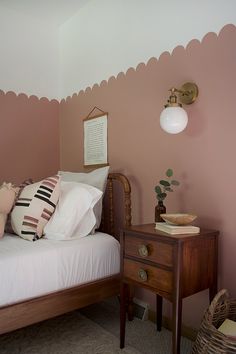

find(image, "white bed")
[0,232,120,307]
[0,172,132,335]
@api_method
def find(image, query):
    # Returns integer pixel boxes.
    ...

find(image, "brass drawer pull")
[138,244,149,257]
[138,268,148,282]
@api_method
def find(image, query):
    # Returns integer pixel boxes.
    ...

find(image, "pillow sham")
[11,175,60,241]
[58,166,109,230]
[44,181,102,240]
[0,183,19,238]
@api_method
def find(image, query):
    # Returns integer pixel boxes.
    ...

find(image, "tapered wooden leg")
[156,294,163,331]
[120,282,127,349]
[127,284,134,321]
[172,297,182,354]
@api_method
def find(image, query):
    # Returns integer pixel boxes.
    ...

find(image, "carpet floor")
[0,297,193,354]
[0,311,141,354]
[81,297,193,354]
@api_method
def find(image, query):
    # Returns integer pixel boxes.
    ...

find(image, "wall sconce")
[160,82,198,134]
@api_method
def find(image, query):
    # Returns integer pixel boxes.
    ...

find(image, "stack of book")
[155,222,200,235]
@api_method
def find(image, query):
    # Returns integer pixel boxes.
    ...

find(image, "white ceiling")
[0,0,91,26]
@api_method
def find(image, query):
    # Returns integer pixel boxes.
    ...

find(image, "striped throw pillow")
[11,175,60,241]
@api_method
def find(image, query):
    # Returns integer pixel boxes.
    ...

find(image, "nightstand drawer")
[125,235,173,267]
[124,259,173,293]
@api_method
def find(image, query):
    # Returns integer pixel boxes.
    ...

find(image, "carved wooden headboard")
[99,173,131,238]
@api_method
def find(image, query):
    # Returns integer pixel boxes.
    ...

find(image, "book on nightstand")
[155,222,200,235]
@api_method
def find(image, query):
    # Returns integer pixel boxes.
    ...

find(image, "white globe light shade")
[160,106,188,134]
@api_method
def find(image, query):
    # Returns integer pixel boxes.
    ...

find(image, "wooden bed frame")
[0,172,131,335]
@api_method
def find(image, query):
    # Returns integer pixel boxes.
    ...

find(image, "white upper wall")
[59,0,236,99]
[1,0,91,27]
[0,6,59,100]
[0,0,236,99]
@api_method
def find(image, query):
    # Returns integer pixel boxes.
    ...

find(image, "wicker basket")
[191,289,236,354]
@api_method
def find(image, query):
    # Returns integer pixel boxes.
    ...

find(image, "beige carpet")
[0,311,141,354]
[81,298,193,354]
[0,298,193,354]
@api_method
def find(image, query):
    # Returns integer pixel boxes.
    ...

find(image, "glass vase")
[155,201,166,223]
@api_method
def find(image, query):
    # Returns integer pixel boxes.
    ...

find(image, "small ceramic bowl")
[160,213,197,226]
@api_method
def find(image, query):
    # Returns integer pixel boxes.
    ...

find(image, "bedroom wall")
[59,24,236,329]
[0,5,60,184]
[0,5,59,99]
[59,0,236,98]
[0,90,60,185]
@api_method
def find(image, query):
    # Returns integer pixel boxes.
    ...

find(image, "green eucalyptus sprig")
[155,168,180,202]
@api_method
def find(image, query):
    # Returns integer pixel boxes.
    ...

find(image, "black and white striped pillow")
[11,175,60,241]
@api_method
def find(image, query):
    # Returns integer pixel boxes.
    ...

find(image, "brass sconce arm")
[165,83,198,107]
[176,82,198,105]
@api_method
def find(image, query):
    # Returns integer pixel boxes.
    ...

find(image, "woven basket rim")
[191,289,236,353]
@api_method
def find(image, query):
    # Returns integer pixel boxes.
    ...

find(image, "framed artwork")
[83,111,108,168]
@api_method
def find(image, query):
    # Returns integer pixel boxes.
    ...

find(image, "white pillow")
[58,166,109,230]
[44,182,102,240]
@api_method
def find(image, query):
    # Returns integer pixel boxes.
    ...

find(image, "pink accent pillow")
[5,179,34,235]
[11,176,60,241]
[0,183,19,238]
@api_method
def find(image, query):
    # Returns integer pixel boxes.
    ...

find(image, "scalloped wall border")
[61,23,236,103]
[0,90,59,104]
[0,24,234,103]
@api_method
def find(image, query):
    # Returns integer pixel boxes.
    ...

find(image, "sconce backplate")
[179,82,198,105]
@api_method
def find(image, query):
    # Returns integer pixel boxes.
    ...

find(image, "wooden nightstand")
[120,223,219,354]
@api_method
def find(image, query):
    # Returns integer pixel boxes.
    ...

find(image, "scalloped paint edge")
[0,24,235,104]
[0,90,59,104]
[61,23,236,103]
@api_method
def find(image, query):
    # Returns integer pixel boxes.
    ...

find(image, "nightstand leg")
[156,294,162,331]
[120,282,128,349]
[173,298,182,354]
[127,284,134,321]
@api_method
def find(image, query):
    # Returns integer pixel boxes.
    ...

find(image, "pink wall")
[59,24,236,328]
[0,91,60,185]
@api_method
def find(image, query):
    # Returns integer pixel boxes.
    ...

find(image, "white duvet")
[0,232,120,307]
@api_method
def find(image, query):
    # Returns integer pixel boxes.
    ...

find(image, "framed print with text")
[83,112,108,168]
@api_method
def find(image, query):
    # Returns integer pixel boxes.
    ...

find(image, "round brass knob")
[138,268,148,282]
[138,244,149,257]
